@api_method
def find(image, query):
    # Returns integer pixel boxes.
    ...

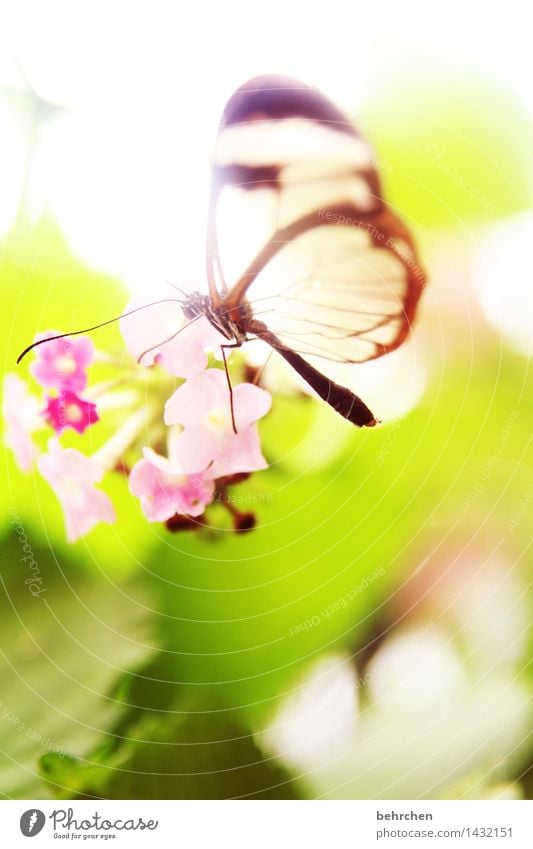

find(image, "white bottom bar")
[2,799,532,848]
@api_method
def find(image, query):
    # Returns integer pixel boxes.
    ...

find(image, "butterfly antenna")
[164,279,188,299]
[16,298,183,364]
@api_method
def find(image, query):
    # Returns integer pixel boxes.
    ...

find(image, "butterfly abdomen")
[254,324,377,427]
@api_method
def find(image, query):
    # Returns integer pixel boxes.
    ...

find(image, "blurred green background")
[1,11,532,800]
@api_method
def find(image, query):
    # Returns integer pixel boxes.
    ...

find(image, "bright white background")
[1,0,532,289]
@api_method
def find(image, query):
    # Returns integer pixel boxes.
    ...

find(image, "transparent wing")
[209,76,425,365]
[208,76,382,297]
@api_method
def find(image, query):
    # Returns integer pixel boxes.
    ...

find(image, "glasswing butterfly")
[18,75,426,428]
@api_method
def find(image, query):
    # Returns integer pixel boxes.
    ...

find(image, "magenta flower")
[43,391,99,434]
[3,375,42,471]
[37,439,116,542]
[129,447,215,522]
[119,298,225,377]
[164,369,271,476]
[30,332,94,393]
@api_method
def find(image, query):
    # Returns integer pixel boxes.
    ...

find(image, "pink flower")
[37,439,116,542]
[129,447,214,522]
[164,369,271,476]
[30,332,94,393]
[43,391,99,434]
[119,298,226,377]
[3,375,42,471]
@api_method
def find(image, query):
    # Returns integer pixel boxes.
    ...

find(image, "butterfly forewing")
[208,76,384,299]
[209,76,424,358]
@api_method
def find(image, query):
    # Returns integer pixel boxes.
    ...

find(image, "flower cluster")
[3,301,272,542]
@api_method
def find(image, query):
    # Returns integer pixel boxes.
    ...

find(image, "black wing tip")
[221,75,355,137]
[234,74,314,94]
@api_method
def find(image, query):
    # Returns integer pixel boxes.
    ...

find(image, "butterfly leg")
[220,343,242,434]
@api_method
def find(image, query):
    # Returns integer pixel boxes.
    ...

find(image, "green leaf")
[39,655,301,800]
[0,532,153,798]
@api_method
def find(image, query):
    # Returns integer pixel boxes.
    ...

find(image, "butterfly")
[18,75,426,428]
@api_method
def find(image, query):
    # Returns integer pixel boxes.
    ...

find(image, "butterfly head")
[181,291,211,320]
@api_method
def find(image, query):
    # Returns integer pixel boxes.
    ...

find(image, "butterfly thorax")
[217,299,253,344]
[181,291,249,344]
